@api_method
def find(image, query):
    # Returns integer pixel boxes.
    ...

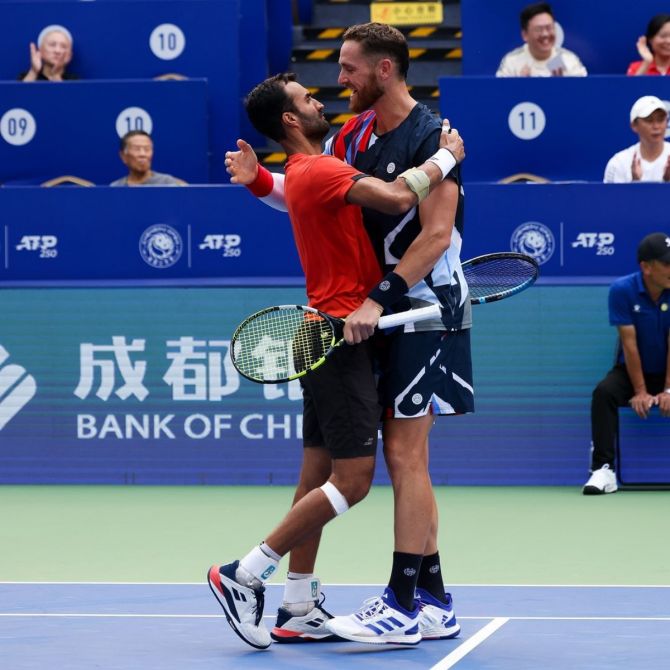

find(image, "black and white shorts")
[377,329,474,418]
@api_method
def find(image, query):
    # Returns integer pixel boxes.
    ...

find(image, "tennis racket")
[463,252,538,304]
[231,303,441,384]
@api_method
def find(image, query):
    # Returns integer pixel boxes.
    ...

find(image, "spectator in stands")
[19,25,78,82]
[110,131,186,186]
[628,14,670,76]
[496,2,586,77]
[584,232,670,495]
[603,96,670,183]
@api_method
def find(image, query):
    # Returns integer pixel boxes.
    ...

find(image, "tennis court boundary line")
[1,581,669,587]
[1,614,669,621]
[430,618,508,670]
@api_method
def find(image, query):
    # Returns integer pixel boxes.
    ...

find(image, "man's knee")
[592,380,618,407]
[329,458,375,507]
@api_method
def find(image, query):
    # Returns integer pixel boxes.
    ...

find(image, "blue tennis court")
[2,582,668,669]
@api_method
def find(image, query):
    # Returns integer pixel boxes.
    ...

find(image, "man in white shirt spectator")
[604,95,670,183]
[496,2,587,77]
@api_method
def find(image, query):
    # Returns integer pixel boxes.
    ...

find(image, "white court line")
[430,617,509,670]
[1,581,669,588]
[1,614,669,621]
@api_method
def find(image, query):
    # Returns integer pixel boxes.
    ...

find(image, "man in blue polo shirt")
[584,232,670,494]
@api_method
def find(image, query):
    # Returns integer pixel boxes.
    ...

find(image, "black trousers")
[591,364,666,471]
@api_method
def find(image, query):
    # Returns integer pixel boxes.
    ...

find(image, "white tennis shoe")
[583,464,618,495]
[325,587,421,645]
[207,562,271,650]
[416,588,461,639]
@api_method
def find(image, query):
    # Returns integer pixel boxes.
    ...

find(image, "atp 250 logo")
[571,233,615,256]
[15,235,58,258]
[199,234,241,258]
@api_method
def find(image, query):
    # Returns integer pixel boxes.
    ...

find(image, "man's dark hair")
[646,14,670,53]
[120,130,151,151]
[245,72,297,142]
[342,22,409,79]
[520,3,554,31]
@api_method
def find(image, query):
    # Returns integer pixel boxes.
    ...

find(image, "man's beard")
[349,78,384,113]
[299,113,331,142]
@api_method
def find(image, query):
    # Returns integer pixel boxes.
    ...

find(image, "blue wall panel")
[461,0,670,75]
[1,0,241,182]
[439,76,670,182]
[0,80,209,184]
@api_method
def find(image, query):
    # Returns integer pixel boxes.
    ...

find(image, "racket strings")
[464,257,536,299]
[232,309,334,382]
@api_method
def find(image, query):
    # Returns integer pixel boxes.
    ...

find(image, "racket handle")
[378,303,442,329]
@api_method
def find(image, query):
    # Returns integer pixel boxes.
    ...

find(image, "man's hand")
[629,390,655,418]
[29,42,41,74]
[519,65,532,77]
[631,152,643,181]
[224,139,259,185]
[439,119,465,164]
[656,391,670,417]
[343,298,382,344]
[663,155,670,182]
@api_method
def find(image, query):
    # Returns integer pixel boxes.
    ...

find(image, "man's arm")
[345,123,463,215]
[655,331,670,417]
[225,140,288,212]
[619,324,655,418]
[344,177,458,344]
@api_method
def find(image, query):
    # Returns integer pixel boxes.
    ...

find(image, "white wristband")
[665,388,670,394]
[427,147,457,179]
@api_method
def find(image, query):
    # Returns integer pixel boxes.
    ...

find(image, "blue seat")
[616,408,670,490]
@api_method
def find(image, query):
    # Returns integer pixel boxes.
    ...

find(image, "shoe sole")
[270,629,343,643]
[327,629,422,645]
[207,566,270,650]
[420,623,461,640]
[583,485,617,495]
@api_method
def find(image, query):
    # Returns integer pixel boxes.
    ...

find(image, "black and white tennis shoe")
[207,561,271,649]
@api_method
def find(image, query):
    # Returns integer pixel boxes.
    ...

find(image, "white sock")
[238,544,280,586]
[282,574,321,616]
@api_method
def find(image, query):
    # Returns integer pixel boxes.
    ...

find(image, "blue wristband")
[368,271,409,309]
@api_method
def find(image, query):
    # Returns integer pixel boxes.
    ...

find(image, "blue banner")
[1,184,668,284]
[0,285,623,486]
[0,186,299,282]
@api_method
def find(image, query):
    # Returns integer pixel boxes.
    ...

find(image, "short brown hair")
[342,22,409,79]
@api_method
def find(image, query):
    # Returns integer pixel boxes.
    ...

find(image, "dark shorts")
[377,329,474,418]
[301,339,380,459]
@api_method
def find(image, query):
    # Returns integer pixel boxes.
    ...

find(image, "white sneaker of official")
[583,464,618,495]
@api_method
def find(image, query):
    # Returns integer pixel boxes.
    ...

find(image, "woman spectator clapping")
[628,14,670,76]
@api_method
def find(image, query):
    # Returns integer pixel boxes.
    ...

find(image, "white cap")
[37,24,73,48]
[629,95,667,122]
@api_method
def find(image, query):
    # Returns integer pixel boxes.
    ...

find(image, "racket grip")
[378,303,442,329]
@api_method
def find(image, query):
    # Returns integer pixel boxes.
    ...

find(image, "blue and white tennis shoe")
[416,588,461,639]
[207,561,271,650]
[325,587,421,645]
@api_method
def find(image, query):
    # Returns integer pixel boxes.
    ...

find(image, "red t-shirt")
[284,153,382,316]
[627,60,669,75]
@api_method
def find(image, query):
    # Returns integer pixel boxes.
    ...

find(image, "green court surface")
[2,486,668,585]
